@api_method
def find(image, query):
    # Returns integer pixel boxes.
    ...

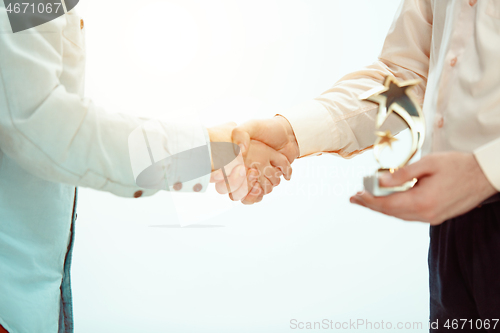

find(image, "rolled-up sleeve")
[0,7,210,198]
[280,0,432,158]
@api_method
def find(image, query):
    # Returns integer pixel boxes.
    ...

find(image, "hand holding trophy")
[360,75,426,196]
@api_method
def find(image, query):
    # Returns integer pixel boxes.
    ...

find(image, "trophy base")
[363,170,417,197]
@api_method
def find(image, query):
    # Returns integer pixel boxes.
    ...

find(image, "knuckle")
[231,127,241,137]
[279,154,289,166]
[263,165,273,177]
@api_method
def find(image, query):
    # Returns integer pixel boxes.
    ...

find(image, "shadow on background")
[149,225,225,228]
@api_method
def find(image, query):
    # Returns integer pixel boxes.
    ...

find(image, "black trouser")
[429,199,500,332]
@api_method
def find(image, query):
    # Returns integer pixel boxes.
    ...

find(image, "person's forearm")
[279,1,432,159]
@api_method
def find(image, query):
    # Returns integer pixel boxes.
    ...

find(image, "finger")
[258,175,274,195]
[241,183,263,205]
[352,190,420,220]
[349,194,367,207]
[244,162,268,193]
[214,164,246,194]
[232,168,259,201]
[269,151,292,181]
[222,152,244,175]
[263,166,282,187]
[246,168,260,189]
[210,169,224,183]
[229,168,257,201]
[247,141,288,185]
[379,156,435,187]
[352,191,377,209]
[232,122,258,155]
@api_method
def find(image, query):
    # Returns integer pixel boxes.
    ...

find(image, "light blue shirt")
[0,3,210,332]
[0,156,76,333]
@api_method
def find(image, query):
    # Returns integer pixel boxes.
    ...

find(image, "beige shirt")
[282,0,500,191]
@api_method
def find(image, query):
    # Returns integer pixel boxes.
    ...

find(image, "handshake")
[209,116,299,205]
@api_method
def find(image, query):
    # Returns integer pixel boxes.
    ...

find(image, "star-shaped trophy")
[359,75,426,196]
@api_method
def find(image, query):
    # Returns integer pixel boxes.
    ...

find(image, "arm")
[281,0,432,158]
[234,0,433,160]
[0,7,237,198]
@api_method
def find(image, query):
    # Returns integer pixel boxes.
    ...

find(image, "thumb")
[379,156,434,187]
[232,120,264,154]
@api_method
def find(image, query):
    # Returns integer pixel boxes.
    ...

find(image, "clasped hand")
[209,117,299,205]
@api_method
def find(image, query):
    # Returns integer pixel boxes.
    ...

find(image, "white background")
[72,0,430,332]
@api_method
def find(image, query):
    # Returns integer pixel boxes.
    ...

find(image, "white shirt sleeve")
[0,7,210,198]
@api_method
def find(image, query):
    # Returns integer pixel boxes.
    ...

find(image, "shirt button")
[173,182,183,191]
[469,0,477,6]
[193,183,203,192]
[133,190,143,198]
[80,19,84,30]
[437,117,444,128]
[450,57,457,67]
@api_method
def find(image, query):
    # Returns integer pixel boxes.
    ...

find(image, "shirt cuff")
[278,100,338,157]
[170,127,211,193]
[128,120,211,194]
[474,137,500,192]
[167,126,211,193]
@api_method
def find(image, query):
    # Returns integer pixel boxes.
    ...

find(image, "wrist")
[207,122,237,172]
[275,115,300,159]
[208,122,235,143]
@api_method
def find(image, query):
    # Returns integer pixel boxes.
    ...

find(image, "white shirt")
[0,5,209,333]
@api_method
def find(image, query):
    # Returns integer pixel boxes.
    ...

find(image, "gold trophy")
[359,75,425,196]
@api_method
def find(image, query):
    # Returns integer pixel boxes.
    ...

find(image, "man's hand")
[208,122,291,204]
[231,116,299,205]
[208,122,253,201]
[232,116,300,163]
[350,152,497,225]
